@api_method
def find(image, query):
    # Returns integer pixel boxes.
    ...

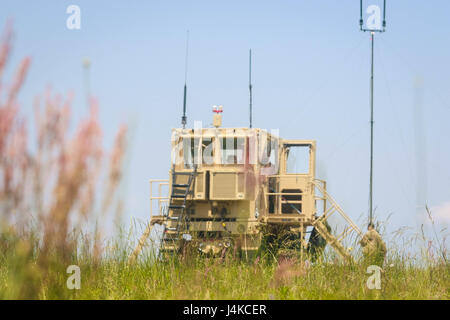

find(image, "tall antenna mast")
[249,49,253,128]
[359,0,387,226]
[181,30,189,129]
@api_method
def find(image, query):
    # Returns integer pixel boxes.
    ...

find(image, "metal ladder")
[311,180,364,262]
[159,166,197,254]
[128,167,197,263]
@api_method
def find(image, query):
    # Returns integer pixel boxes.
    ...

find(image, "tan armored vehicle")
[131,107,364,262]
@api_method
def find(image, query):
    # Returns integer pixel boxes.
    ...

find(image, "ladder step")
[168,216,180,221]
[173,184,189,188]
[313,220,352,262]
[165,227,177,231]
[173,172,195,176]
[169,205,185,209]
[171,194,186,198]
[171,191,188,197]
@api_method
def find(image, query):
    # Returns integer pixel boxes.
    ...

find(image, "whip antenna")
[181,30,189,128]
[249,49,253,128]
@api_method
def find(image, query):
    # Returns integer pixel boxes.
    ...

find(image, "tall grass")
[1,230,448,299]
[0,23,127,298]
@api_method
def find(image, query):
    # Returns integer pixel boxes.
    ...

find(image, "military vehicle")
[129,1,392,263]
[130,106,365,262]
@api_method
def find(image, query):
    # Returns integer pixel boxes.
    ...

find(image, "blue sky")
[1,1,449,240]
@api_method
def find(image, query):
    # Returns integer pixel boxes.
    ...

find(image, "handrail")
[265,192,305,196]
[150,179,169,218]
[264,187,303,215]
[312,180,363,238]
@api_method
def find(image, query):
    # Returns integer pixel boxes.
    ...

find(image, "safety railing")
[265,174,310,215]
[150,179,169,218]
[312,179,364,239]
[314,179,327,214]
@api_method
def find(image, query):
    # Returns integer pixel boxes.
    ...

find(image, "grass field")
[0,229,448,300]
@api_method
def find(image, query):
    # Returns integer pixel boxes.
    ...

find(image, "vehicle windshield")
[286,145,310,174]
[182,137,200,168]
[220,137,245,165]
